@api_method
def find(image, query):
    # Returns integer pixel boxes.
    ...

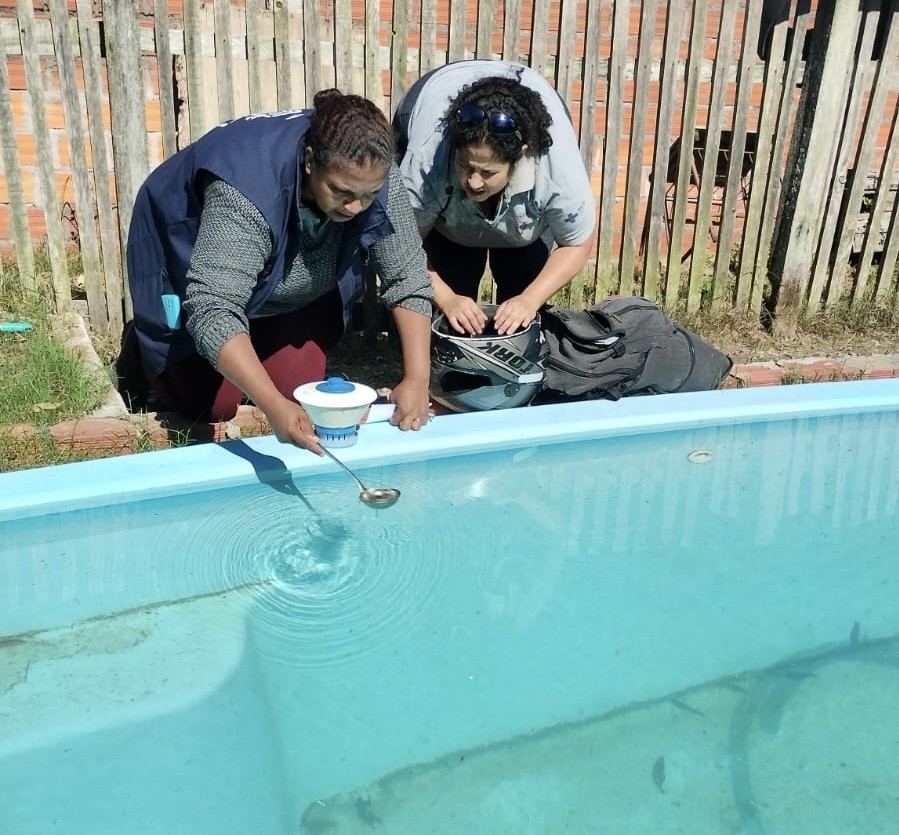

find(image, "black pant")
[423,229,551,303]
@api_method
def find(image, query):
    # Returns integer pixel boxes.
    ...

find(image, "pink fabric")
[150,291,343,421]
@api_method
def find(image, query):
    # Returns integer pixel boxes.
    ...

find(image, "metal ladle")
[320,447,401,508]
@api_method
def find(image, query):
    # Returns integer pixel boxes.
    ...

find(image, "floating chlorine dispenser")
[293,377,378,448]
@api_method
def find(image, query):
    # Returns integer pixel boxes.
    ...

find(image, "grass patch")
[0,263,107,428]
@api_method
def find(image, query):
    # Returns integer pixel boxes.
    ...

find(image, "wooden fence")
[0,0,897,338]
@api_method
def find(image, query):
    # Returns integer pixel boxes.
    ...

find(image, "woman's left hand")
[388,378,431,431]
[494,295,539,335]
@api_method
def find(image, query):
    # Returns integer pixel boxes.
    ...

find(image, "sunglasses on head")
[455,104,519,135]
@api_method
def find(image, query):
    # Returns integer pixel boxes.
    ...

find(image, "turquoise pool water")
[1,381,898,835]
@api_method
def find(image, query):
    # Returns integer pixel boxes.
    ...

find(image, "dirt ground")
[325,306,899,391]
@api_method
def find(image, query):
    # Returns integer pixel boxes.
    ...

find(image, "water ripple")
[174,479,443,668]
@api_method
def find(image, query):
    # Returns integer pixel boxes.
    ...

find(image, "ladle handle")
[319,446,368,492]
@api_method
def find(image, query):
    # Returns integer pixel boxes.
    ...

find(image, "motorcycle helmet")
[430,304,547,412]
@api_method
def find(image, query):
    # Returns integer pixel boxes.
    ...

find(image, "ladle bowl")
[320,447,401,509]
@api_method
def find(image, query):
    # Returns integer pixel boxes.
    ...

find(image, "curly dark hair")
[307,89,394,170]
[443,76,553,164]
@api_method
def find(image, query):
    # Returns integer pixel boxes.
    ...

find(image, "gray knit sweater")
[182,165,433,365]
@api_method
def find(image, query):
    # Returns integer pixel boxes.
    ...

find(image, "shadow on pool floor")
[299,635,899,835]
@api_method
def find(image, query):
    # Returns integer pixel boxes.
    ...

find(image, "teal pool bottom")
[2,380,898,835]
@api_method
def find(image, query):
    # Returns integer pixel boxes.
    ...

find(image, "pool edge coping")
[2,377,899,521]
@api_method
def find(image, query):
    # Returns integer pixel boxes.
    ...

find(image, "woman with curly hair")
[394,60,596,337]
[121,89,434,451]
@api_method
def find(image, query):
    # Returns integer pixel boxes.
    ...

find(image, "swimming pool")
[2,380,898,835]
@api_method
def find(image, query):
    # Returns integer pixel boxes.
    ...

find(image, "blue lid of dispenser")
[315,377,354,394]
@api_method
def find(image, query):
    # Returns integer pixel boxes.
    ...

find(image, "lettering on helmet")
[481,342,538,373]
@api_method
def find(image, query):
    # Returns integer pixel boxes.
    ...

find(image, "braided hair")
[307,89,394,170]
[444,76,554,165]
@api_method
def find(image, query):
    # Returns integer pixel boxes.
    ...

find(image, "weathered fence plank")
[475,0,495,58]
[334,0,354,90]
[881,149,899,308]
[272,0,292,107]
[752,2,811,314]
[841,14,899,305]
[529,0,550,76]
[594,0,628,299]
[447,0,466,63]
[182,0,209,140]
[620,0,659,299]
[420,0,439,72]
[771,0,861,333]
[48,0,104,327]
[712,0,763,307]
[16,0,69,309]
[213,0,235,121]
[643,0,687,302]
[686,0,738,310]
[364,0,380,103]
[152,0,179,158]
[0,48,34,286]
[75,0,123,332]
[102,0,148,322]
[735,8,789,311]
[502,0,522,63]
[576,0,601,178]
[665,0,708,311]
[390,0,409,113]
[805,5,877,309]
[860,105,899,302]
[555,0,578,118]
[304,0,322,98]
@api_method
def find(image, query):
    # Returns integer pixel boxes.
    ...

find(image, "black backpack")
[538,296,733,402]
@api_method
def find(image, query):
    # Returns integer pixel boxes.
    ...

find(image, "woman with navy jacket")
[121,90,434,451]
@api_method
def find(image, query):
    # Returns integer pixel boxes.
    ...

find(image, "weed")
[780,368,806,385]
[0,428,100,471]
[1,271,107,427]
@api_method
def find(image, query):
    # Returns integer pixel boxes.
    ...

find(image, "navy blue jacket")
[126,111,394,375]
